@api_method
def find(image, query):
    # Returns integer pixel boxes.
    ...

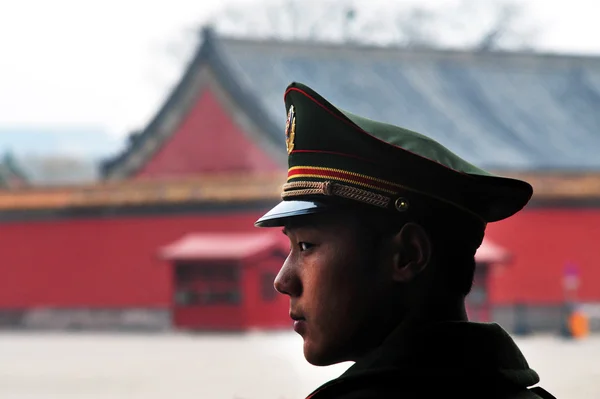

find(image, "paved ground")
[0,331,598,399]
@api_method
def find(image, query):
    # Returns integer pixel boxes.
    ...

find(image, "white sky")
[0,0,599,138]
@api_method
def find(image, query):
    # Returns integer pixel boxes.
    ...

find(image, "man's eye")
[299,242,313,251]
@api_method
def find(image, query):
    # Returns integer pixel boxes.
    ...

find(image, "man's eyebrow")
[281,225,306,236]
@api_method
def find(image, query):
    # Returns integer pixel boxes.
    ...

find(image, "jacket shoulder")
[307,375,557,399]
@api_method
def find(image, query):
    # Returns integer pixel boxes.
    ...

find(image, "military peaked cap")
[255,82,533,228]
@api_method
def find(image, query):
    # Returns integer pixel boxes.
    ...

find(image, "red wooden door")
[172,261,243,330]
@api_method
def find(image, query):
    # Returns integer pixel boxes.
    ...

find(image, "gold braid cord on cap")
[283,165,485,221]
[282,181,391,208]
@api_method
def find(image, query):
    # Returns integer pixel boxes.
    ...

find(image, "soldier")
[255,82,556,399]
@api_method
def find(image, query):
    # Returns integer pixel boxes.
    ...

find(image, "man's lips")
[290,312,305,321]
[291,315,307,334]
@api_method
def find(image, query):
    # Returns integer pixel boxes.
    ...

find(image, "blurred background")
[0,0,599,398]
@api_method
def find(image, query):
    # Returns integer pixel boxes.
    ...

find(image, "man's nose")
[273,259,301,297]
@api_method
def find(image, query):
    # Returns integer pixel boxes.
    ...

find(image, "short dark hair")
[419,213,480,297]
[349,196,484,298]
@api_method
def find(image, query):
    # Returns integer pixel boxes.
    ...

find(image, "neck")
[398,296,469,333]
[351,298,468,364]
[423,294,468,322]
[425,296,468,322]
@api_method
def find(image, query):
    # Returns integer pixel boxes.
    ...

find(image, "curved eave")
[101,27,285,180]
[0,173,285,211]
[504,171,600,202]
[0,172,598,212]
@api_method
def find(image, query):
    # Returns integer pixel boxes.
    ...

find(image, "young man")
[255,82,556,398]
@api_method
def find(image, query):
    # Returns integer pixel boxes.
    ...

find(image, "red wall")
[243,254,289,329]
[486,208,600,305]
[1,207,598,310]
[174,305,245,330]
[136,89,280,178]
[0,211,269,309]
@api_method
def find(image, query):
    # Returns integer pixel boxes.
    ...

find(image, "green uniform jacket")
[305,321,557,399]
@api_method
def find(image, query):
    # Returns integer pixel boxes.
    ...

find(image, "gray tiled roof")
[102,29,600,178]
[219,37,600,171]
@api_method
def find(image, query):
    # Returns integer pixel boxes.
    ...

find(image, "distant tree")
[390,0,539,51]
[0,151,29,188]
[19,155,99,186]
[209,0,540,51]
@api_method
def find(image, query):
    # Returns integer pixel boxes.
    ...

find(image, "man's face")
[276,211,398,366]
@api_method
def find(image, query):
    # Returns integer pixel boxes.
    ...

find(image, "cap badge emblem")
[285,105,296,154]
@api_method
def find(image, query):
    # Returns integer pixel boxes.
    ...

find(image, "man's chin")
[303,341,346,367]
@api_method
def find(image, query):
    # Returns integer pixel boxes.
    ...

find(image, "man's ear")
[389,222,432,282]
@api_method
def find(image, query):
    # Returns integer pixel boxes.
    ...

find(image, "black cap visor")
[254,200,332,227]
